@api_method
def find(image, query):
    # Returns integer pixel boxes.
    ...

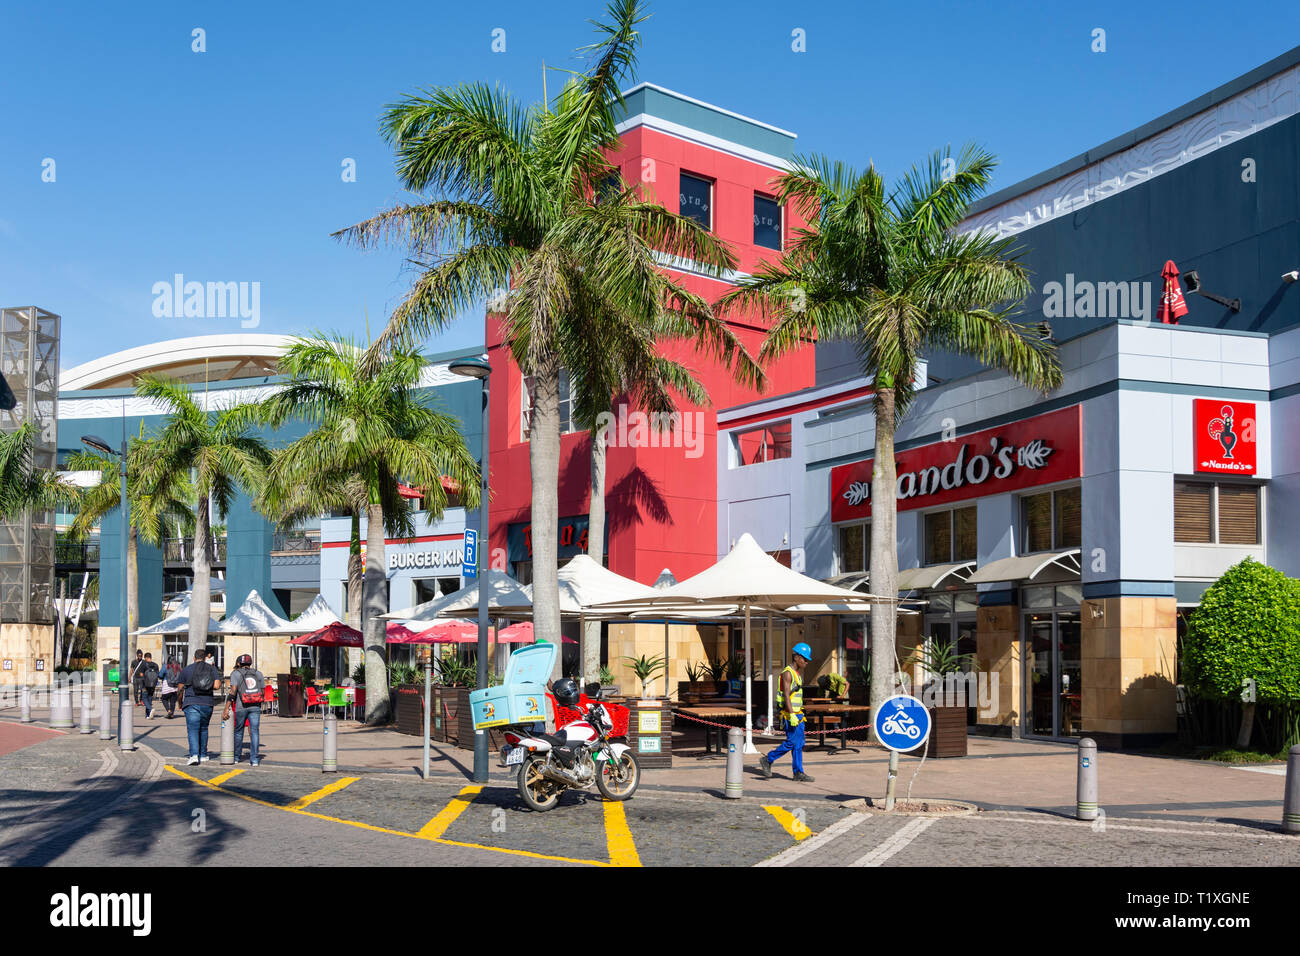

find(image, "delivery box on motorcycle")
[469,641,558,729]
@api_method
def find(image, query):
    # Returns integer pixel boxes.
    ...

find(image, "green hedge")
[1183,558,1300,704]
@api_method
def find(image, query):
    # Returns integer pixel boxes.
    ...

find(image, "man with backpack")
[224,654,265,766]
[139,652,160,719]
[176,648,218,766]
[129,650,146,705]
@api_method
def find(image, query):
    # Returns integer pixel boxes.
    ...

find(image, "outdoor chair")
[327,687,347,718]
[305,686,326,718]
[353,688,366,722]
[262,684,277,716]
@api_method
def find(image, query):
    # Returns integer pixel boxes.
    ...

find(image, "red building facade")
[486,84,816,586]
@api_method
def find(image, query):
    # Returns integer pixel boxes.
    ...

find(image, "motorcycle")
[501,702,640,811]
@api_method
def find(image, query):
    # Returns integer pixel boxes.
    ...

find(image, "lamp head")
[449,355,491,380]
[81,434,116,457]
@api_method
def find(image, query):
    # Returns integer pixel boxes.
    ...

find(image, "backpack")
[142,666,158,690]
[191,661,215,694]
[236,668,266,706]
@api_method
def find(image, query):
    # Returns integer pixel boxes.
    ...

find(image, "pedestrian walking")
[176,648,219,765]
[224,654,266,766]
[139,653,160,718]
[159,657,182,718]
[129,650,146,705]
[757,643,816,782]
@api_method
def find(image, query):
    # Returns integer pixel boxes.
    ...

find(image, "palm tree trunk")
[362,500,391,723]
[529,362,563,680]
[127,524,139,645]
[347,508,363,676]
[188,496,212,663]
[869,385,899,740]
[583,422,607,684]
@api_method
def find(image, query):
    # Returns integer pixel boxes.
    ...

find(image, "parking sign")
[462,529,478,579]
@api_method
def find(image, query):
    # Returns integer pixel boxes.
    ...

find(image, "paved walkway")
[4,695,1291,825]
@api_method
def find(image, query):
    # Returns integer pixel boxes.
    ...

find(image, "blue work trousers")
[765,718,805,774]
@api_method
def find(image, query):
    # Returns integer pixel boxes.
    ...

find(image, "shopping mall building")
[8,46,1299,747]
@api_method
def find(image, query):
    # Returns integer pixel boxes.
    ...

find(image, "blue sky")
[2,0,1296,369]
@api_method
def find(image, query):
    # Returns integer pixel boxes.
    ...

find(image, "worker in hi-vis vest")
[758,642,815,782]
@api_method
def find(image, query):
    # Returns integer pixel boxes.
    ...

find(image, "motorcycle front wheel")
[517,754,561,811]
[595,749,640,801]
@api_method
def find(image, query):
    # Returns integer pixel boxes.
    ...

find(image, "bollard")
[725,726,743,798]
[50,681,74,729]
[119,692,134,751]
[1284,745,1300,835]
[79,687,93,734]
[20,685,32,723]
[219,713,235,765]
[322,712,338,773]
[99,692,112,740]
[1077,737,1099,821]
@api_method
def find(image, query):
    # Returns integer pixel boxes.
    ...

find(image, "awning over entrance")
[896,561,975,591]
[965,549,1081,585]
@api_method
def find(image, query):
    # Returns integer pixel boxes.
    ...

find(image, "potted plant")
[906,642,978,758]
[622,653,667,698]
[597,665,620,698]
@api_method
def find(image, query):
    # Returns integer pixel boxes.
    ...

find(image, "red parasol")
[289,622,364,647]
[385,622,421,643]
[1159,259,1189,325]
[412,620,481,644]
[497,622,577,645]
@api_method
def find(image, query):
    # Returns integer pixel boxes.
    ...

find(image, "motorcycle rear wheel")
[595,749,640,801]
[517,754,561,811]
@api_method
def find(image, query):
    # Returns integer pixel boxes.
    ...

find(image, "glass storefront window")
[1022,585,1053,609]
[753,193,782,249]
[1055,583,1083,607]
[954,506,977,560]
[923,505,977,564]
[1056,487,1081,547]
[927,593,953,613]
[954,590,978,613]
[1022,487,1080,552]
[1022,493,1053,553]
[838,523,866,573]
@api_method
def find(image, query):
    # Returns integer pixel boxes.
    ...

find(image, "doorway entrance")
[1021,607,1082,738]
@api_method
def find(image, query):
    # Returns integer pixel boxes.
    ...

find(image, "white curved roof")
[61,334,297,391]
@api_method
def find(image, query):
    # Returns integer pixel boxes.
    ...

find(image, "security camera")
[1284,271,1299,284]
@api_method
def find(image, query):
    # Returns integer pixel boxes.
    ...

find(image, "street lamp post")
[83,433,130,750]
[450,355,491,784]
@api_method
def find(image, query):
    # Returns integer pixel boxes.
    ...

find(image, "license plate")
[505,747,525,766]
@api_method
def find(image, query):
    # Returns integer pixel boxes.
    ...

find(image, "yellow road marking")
[165,766,608,866]
[417,785,482,840]
[763,805,813,841]
[602,800,641,867]
[208,768,247,787]
[284,776,360,810]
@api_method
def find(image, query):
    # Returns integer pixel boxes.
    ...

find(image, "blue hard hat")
[792,642,812,662]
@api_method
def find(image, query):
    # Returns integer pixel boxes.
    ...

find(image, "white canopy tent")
[131,594,221,643]
[382,569,532,624]
[218,589,294,671]
[274,593,344,633]
[592,533,891,753]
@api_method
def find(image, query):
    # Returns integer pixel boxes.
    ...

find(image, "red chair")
[262,684,277,716]
[352,688,365,721]
[305,686,325,718]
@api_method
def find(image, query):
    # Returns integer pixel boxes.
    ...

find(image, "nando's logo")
[1194,399,1256,475]
[830,406,1082,521]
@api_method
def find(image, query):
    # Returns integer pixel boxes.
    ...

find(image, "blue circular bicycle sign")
[874,695,931,752]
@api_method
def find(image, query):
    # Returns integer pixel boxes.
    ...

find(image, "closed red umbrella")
[1159,259,1189,324]
[495,622,579,644]
[289,622,364,647]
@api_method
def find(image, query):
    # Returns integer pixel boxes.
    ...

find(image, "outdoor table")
[801,703,871,753]
[673,706,746,757]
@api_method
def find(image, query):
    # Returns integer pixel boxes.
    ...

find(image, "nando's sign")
[830,405,1082,522]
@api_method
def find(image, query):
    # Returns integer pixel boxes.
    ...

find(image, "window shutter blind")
[1217,485,1259,544]
[1174,482,1213,542]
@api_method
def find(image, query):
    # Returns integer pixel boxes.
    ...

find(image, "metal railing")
[56,539,100,566]
[164,536,227,564]
[272,531,321,554]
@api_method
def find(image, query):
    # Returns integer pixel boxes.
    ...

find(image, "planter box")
[626,698,673,768]
[394,683,426,736]
[926,705,969,757]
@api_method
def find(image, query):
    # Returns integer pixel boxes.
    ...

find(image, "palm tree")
[722,146,1063,730]
[134,378,271,661]
[65,435,195,640]
[333,0,759,651]
[0,422,76,519]
[258,336,482,724]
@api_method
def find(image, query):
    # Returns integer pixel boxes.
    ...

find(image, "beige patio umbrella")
[591,533,892,753]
